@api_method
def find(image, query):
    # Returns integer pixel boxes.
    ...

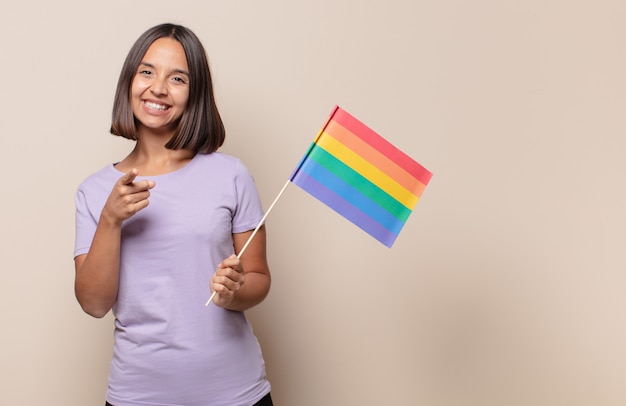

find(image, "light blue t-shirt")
[74,152,271,406]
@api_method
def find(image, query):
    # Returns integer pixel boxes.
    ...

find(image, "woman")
[74,23,273,406]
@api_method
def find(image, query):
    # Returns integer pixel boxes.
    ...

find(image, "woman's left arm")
[210,225,271,311]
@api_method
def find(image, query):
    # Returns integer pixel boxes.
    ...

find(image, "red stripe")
[330,107,433,186]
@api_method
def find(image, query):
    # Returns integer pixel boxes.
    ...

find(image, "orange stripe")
[323,120,427,197]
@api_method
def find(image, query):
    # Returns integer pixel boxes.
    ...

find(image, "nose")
[150,76,168,96]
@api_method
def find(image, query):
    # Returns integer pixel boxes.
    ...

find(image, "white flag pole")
[205,179,292,306]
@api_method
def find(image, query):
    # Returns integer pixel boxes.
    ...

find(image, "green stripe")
[309,145,412,222]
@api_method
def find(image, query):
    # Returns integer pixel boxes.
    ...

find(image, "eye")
[172,76,188,84]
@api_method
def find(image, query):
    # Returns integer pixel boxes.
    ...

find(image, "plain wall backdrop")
[1,1,625,405]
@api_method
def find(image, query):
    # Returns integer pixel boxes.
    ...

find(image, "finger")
[215,265,241,280]
[129,198,151,214]
[220,255,241,272]
[122,190,152,205]
[120,168,138,186]
[213,274,242,292]
[211,285,233,306]
[120,180,156,198]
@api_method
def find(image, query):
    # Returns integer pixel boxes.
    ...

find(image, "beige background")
[1,1,625,405]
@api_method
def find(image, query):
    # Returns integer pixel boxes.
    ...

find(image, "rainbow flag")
[289,105,433,247]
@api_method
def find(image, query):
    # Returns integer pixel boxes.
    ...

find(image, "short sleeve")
[231,160,264,234]
[74,187,98,258]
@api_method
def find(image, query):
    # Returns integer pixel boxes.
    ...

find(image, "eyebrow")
[139,61,190,76]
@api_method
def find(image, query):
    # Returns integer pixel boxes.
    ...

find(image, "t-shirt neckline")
[108,153,203,179]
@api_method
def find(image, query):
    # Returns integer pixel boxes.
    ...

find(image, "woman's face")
[131,37,190,136]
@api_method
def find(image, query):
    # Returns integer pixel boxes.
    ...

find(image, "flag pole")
[205,179,292,306]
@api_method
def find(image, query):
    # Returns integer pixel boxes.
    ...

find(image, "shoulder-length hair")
[110,23,225,153]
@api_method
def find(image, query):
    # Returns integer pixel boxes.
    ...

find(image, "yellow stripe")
[317,132,419,209]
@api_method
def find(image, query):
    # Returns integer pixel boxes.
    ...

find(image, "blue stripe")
[291,170,400,247]
[299,157,406,234]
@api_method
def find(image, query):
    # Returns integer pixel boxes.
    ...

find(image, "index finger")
[220,255,242,271]
[120,168,138,186]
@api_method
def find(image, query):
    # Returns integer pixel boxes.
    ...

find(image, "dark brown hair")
[110,23,225,153]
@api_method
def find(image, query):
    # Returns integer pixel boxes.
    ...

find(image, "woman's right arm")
[74,169,155,318]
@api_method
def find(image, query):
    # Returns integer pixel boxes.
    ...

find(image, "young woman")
[74,23,273,406]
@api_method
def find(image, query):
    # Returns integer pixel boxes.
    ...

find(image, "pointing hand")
[101,168,156,225]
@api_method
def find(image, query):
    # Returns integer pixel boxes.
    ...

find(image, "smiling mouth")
[144,101,169,111]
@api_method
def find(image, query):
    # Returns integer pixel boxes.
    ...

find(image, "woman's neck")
[116,142,196,176]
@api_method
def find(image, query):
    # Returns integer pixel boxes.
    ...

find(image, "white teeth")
[145,101,168,111]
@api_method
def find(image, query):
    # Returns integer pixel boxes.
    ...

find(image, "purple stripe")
[292,170,400,247]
